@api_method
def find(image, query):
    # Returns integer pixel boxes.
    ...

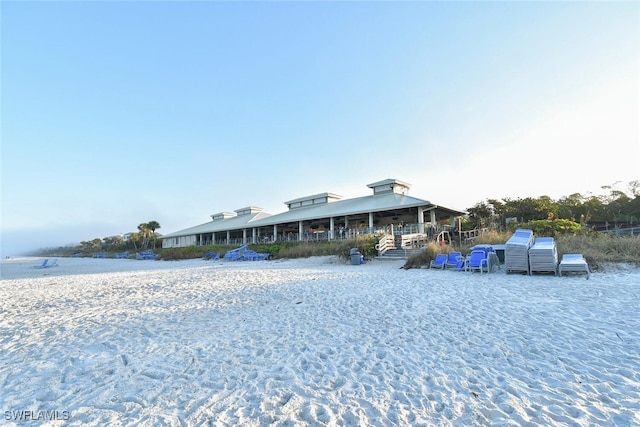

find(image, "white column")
[368,212,374,232]
[298,221,303,241]
[418,207,425,234]
[243,229,247,244]
[344,216,349,238]
[329,217,335,240]
[273,224,278,242]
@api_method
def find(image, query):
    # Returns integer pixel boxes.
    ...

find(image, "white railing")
[375,234,395,256]
[400,233,427,249]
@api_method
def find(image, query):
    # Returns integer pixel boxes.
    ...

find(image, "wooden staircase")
[376,248,423,260]
[375,232,426,260]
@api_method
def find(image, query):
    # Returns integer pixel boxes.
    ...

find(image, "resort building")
[161,178,466,250]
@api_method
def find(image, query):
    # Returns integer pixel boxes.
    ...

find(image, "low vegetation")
[403,232,640,271]
[155,230,640,272]
[37,227,639,271]
[158,236,377,261]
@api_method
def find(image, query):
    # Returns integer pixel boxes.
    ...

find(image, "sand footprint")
[313,404,333,424]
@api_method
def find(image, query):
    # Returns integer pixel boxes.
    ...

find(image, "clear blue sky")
[1,1,638,256]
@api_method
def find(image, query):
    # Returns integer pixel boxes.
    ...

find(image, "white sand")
[1,256,639,426]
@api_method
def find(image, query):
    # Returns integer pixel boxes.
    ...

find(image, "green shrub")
[509,219,582,237]
[159,244,234,260]
[277,236,376,261]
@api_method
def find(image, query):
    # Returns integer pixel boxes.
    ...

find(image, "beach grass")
[62,233,639,268]
[405,233,640,270]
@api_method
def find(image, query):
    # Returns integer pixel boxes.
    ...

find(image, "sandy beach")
[1,256,639,426]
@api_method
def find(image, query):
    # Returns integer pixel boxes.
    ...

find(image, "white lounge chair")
[558,254,590,279]
[505,229,534,274]
[529,237,558,275]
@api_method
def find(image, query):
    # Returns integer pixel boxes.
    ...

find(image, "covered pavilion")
[161,179,466,249]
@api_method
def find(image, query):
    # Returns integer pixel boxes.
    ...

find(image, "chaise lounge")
[558,254,590,279]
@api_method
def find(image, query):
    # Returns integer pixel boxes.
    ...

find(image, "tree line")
[78,221,161,254]
[69,181,639,255]
[464,181,640,231]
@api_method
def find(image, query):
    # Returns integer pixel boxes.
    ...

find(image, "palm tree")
[138,223,152,250]
[147,221,161,249]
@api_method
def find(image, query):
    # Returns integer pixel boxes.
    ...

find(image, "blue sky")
[1,1,638,256]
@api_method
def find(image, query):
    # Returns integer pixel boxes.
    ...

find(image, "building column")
[273,224,278,242]
[329,217,335,240]
[298,221,304,241]
[368,212,374,233]
[418,207,425,234]
[344,216,349,238]
[252,228,257,244]
[226,231,230,245]
[242,229,247,244]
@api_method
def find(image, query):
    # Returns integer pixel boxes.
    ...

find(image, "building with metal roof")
[161,178,466,248]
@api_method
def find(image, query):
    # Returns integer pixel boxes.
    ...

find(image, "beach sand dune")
[1,257,639,426]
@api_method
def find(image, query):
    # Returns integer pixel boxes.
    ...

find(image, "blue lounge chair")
[430,254,447,269]
[32,259,58,269]
[465,250,489,273]
[223,245,269,261]
[223,247,243,261]
[444,252,464,270]
[136,250,157,260]
[470,245,501,272]
[32,259,49,269]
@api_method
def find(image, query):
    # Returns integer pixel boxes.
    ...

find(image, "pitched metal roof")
[250,193,433,227]
[162,210,273,238]
[162,192,465,238]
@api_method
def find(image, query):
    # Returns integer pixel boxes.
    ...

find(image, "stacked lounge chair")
[203,251,220,260]
[505,229,534,274]
[470,244,500,272]
[528,237,558,275]
[136,250,157,260]
[558,254,590,279]
[223,245,270,261]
